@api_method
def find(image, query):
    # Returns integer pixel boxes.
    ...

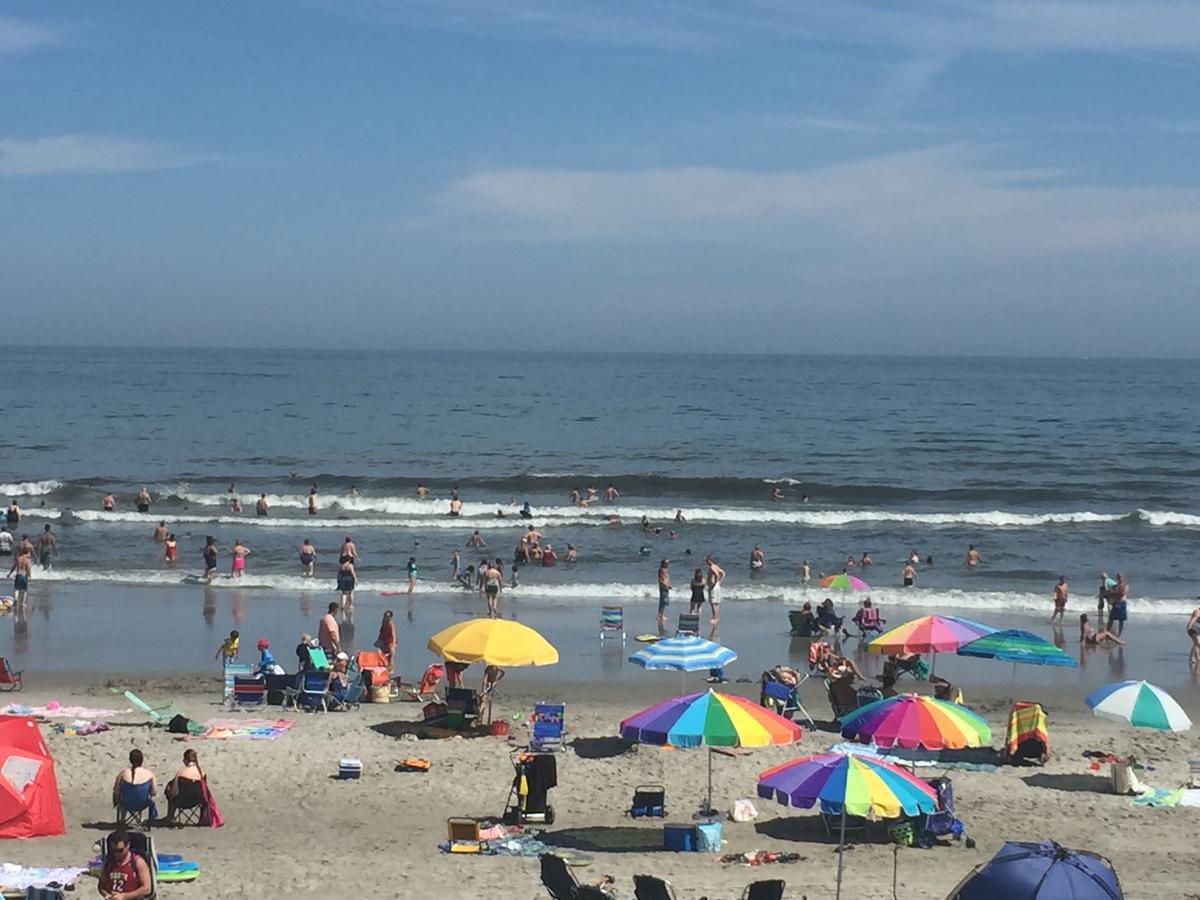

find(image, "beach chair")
[0,657,23,691]
[446,817,484,854]
[222,662,253,703]
[529,702,566,752]
[852,605,885,638]
[101,831,158,899]
[600,605,625,642]
[884,653,929,681]
[166,777,205,827]
[539,853,612,900]
[629,784,666,818]
[112,688,177,726]
[1003,701,1049,766]
[231,676,266,709]
[1188,759,1200,788]
[307,646,331,670]
[825,679,882,722]
[329,670,364,711]
[916,776,961,842]
[288,670,331,713]
[676,613,700,636]
[633,875,679,900]
[115,779,157,830]
[397,663,443,702]
[760,667,814,726]
[787,608,818,637]
[741,881,785,900]
[820,802,869,839]
[354,650,390,693]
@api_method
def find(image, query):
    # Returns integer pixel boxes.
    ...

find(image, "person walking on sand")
[482,561,502,617]
[705,555,725,626]
[34,524,56,571]
[227,539,251,577]
[318,602,341,656]
[656,559,672,633]
[298,538,316,577]
[1052,576,1069,623]
[202,536,219,582]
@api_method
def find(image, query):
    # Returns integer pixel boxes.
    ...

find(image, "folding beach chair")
[539,852,612,900]
[600,605,625,641]
[222,662,253,703]
[916,776,961,842]
[760,667,814,726]
[231,676,266,710]
[166,777,205,827]
[354,650,390,693]
[820,802,869,839]
[1003,701,1049,766]
[112,688,177,725]
[0,657,23,691]
[100,831,158,899]
[446,817,484,854]
[825,679,881,722]
[1188,759,1200,788]
[675,613,700,636]
[287,670,331,713]
[329,670,364,711]
[307,646,331,670]
[633,875,679,900]
[741,881,785,900]
[115,779,157,830]
[396,663,443,702]
[529,702,565,752]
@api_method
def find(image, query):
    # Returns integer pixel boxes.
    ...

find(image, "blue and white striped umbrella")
[629,635,737,671]
[1085,680,1192,732]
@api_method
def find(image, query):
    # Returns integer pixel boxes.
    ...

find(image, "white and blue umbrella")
[1085,680,1192,732]
[629,635,737,691]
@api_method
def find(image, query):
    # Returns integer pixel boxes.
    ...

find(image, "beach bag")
[199,777,224,828]
[730,798,758,822]
[168,714,193,734]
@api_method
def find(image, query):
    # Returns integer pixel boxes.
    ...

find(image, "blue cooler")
[663,823,696,852]
[695,819,722,852]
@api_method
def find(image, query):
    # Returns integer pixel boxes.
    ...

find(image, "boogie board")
[634,634,661,643]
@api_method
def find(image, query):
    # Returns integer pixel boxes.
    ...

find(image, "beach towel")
[2,703,125,719]
[1179,789,1200,808]
[1132,787,1183,808]
[199,776,224,827]
[200,718,295,740]
[1005,702,1049,761]
[0,863,88,891]
[826,742,1000,772]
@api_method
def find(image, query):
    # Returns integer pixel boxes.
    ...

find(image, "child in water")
[215,630,240,664]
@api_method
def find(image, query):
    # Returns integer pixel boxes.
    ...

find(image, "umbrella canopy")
[620,689,802,748]
[839,694,992,750]
[628,635,737,672]
[868,615,996,655]
[757,752,938,818]
[427,618,559,667]
[1084,680,1192,732]
[818,573,870,591]
[957,629,1077,667]
[949,840,1123,900]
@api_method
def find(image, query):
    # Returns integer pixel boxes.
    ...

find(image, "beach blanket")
[1006,702,1049,760]
[51,720,111,736]
[826,742,999,772]
[1132,787,1184,808]
[2,703,126,719]
[201,718,295,740]
[1179,789,1200,808]
[0,863,88,891]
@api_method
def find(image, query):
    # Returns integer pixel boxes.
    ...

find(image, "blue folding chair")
[115,779,158,830]
[529,702,565,752]
[287,670,331,713]
[231,676,266,709]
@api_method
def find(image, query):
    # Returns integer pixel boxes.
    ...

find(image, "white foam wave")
[1137,509,1200,528]
[0,480,64,497]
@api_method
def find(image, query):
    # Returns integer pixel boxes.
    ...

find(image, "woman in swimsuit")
[688,567,707,615]
[336,557,356,606]
[1079,613,1124,646]
[202,537,219,582]
[228,540,250,577]
[298,539,316,577]
[308,487,318,516]
[164,534,177,565]
[1186,604,1200,668]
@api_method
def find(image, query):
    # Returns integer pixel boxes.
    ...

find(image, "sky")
[2,1,1200,355]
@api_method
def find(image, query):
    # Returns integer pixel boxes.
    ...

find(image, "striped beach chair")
[223,662,254,703]
[676,613,700,636]
[600,605,625,641]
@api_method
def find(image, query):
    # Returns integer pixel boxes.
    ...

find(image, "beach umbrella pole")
[705,748,714,817]
[836,805,846,900]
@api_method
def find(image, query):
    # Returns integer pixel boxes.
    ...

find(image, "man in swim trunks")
[9,547,31,604]
[656,559,671,633]
[318,602,341,656]
[705,555,725,626]
[307,487,318,516]
[34,524,56,571]
[135,487,152,513]
[1107,573,1129,636]
[800,560,810,584]
[901,562,916,587]
[256,494,269,516]
[202,536,219,582]
[5,501,19,527]
[1186,602,1200,668]
[340,535,357,563]
[750,545,765,578]
[1052,576,1068,623]
[153,521,167,543]
[467,530,486,547]
[298,539,316,577]
[448,497,463,516]
[102,493,116,512]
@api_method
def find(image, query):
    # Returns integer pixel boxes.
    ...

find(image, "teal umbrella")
[957,629,1076,668]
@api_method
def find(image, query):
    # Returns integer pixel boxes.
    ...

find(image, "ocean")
[2,348,1199,682]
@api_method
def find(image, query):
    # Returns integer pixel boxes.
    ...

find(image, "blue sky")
[2,1,1199,354]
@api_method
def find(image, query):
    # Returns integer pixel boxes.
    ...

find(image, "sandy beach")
[2,672,1195,899]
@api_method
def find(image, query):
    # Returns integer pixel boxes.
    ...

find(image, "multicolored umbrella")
[1085,680,1192,732]
[757,752,938,900]
[818,573,870,591]
[838,694,992,750]
[957,629,1076,668]
[622,689,802,815]
[867,614,996,675]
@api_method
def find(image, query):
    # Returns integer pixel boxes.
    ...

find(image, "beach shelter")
[839,694,991,751]
[628,635,737,692]
[867,615,996,676]
[620,689,801,814]
[0,716,65,838]
[948,839,1122,899]
[427,619,559,667]
[758,752,937,900]
[1084,680,1191,732]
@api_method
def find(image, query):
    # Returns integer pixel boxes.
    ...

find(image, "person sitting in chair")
[113,749,157,821]
[99,829,153,900]
[931,675,958,703]
[817,598,850,640]
[165,749,206,825]
[852,597,885,634]
[329,652,352,702]
[791,601,819,637]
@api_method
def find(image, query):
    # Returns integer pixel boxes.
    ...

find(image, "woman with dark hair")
[376,610,397,667]
[112,749,157,822]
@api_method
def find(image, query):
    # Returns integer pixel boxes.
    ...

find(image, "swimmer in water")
[565,544,577,562]
[227,539,251,577]
[750,545,765,577]
[901,562,916,587]
[308,486,318,516]
[230,496,242,513]
[416,483,428,498]
[467,530,486,547]
[674,509,686,523]
[135,487,152,513]
[604,483,619,501]
[1052,576,1068,623]
[164,533,177,565]
[859,552,872,568]
[202,536,218,582]
[256,494,269,516]
[153,521,167,543]
[964,544,981,568]
[771,486,783,501]
[449,497,463,517]
[800,560,810,584]
[298,539,316,577]
[102,493,116,512]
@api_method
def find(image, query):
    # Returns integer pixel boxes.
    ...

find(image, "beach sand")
[4,673,1198,899]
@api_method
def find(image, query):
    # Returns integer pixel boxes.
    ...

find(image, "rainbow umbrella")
[867,615,996,676]
[758,753,938,900]
[819,573,870,591]
[622,689,801,814]
[839,693,992,750]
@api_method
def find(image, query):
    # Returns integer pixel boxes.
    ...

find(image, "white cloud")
[430,147,1200,260]
[0,135,216,177]
[0,14,60,53]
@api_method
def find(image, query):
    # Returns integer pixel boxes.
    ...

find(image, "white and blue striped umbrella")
[629,635,737,671]
[1085,680,1192,732]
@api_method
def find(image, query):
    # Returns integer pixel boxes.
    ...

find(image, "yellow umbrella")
[427,618,559,667]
